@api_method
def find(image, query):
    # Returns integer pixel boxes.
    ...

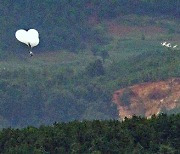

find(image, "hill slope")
[0,1,180,128]
[113,78,180,120]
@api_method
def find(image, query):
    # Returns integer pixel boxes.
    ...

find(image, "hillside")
[1,14,180,128]
[0,0,180,54]
[113,78,180,120]
[0,1,180,128]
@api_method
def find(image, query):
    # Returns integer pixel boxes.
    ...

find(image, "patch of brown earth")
[112,78,180,120]
[106,21,166,37]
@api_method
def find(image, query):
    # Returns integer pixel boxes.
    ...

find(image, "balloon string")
[28,44,33,56]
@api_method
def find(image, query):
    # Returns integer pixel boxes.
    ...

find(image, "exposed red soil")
[112,78,180,120]
[106,21,166,37]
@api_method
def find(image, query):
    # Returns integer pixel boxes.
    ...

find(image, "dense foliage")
[0,48,179,128]
[0,64,118,128]
[0,114,179,153]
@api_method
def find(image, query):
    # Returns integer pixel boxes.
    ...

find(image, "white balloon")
[29,37,39,48]
[15,29,29,45]
[28,29,39,38]
[15,29,39,48]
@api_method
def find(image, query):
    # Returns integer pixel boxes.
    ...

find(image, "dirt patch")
[106,21,166,37]
[113,78,180,120]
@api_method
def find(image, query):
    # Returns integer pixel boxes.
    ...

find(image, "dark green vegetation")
[0,0,180,128]
[0,114,179,153]
[0,0,180,54]
[0,48,179,128]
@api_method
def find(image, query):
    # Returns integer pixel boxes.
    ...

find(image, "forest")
[0,0,180,129]
[0,114,179,153]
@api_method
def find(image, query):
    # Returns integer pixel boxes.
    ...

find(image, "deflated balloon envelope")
[15,29,39,48]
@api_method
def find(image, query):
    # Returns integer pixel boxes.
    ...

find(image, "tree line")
[0,114,179,153]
